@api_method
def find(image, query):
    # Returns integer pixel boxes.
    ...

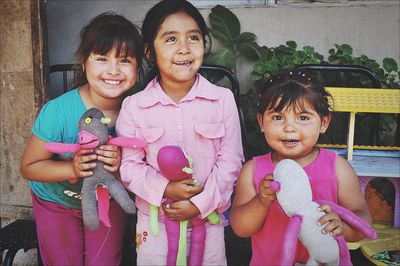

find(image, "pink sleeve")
[190,91,244,218]
[116,97,169,206]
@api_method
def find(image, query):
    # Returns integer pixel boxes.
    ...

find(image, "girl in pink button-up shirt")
[116,0,244,265]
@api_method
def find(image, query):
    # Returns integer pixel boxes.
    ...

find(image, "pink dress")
[251,148,339,266]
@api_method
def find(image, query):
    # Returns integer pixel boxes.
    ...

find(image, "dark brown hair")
[141,0,210,83]
[73,12,144,87]
[257,70,333,118]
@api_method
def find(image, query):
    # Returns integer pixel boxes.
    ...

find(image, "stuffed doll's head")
[78,108,111,149]
[274,159,313,217]
[157,145,191,181]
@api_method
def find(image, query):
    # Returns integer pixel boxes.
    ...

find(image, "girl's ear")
[257,113,264,132]
[320,114,331,134]
[144,44,152,61]
[82,63,85,72]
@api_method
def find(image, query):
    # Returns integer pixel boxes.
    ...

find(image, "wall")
[1,0,46,264]
[47,1,400,94]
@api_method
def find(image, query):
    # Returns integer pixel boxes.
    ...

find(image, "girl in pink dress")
[230,70,372,265]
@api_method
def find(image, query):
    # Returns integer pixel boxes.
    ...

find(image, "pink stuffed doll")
[150,145,220,266]
[45,108,147,230]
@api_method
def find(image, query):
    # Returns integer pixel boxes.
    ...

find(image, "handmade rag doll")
[150,145,220,266]
[45,108,147,230]
[270,159,377,266]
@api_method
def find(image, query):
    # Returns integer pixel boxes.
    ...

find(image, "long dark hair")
[73,12,144,88]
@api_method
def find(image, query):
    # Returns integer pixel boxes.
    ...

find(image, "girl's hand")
[96,144,121,173]
[162,200,200,221]
[257,174,276,207]
[164,178,203,201]
[318,204,344,237]
[72,148,96,179]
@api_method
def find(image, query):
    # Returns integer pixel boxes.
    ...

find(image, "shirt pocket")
[138,126,165,156]
[194,123,225,159]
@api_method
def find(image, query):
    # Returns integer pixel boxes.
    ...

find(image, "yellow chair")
[319,87,400,160]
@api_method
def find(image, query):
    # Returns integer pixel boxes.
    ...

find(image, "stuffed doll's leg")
[188,217,206,266]
[31,191,85,265]
[84,199,128,265]
[165,215,180,266]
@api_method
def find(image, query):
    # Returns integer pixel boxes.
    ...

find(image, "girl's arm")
[20,134,96,182]
[189,90,244,218]
[230,160,274,237]
[318,155,372,242]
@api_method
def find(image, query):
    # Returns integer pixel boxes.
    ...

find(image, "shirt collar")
[138,74,220,108]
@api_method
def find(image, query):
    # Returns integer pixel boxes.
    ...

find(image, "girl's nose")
[283,120,296,133]
[177,39,189,54]
[107,61,120,75]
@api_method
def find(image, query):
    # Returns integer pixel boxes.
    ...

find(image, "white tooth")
[105,80,120,85]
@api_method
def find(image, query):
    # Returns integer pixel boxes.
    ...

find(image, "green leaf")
[303,46,315,55]
[383,58,398,73]
[209,5,240,46]
[237,32,257,44]
[340,44,353,55]
[238,41,264,61]
[250,71,263,81]
[286,41,297,49]
[204,49,236,70]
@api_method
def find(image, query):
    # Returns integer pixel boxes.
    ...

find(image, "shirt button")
[177,125,183,129]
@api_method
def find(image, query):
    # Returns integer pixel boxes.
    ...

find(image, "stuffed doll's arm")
[280,215,303,266]
[45,142,81,153]
[21,134,78,182]
[316,200,377,240]
[107,136,148,149]
[190,91,244,219]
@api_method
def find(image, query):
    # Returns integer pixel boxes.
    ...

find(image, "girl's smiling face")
[152,12,204,91]
[84,46,138,100]
[257,99,330,164]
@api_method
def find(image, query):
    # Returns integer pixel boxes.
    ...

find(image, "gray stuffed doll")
[45,108,147,230]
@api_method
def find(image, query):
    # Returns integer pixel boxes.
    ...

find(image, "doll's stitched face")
[78,108,109,147]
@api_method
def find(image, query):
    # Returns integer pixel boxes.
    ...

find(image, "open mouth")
[80,140,100,149]
[104,79,122,85]
[282,139,299,145]
[173,60,193,66]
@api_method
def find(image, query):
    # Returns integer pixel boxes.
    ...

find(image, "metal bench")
[0,219,41,266]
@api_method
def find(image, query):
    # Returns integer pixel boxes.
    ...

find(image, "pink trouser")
[136,210,227,266]
[31,191,127,265]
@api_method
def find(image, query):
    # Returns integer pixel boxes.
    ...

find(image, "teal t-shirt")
[30,88,86,209]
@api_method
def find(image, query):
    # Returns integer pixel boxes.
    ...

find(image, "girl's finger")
[103,164,118,173]
[96,149,115,158]
[80,154,97,163]
[79,170,93,178]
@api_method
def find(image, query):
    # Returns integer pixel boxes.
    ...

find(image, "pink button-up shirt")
[116,74,244,219]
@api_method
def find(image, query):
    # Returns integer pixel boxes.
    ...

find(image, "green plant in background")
[205,5,267,72]
[205,4,400,158]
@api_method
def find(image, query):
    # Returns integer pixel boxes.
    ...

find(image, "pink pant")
[136,210,227,266]
[31,191,127,265]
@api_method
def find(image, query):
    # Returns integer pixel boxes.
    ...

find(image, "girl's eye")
[272,115,282,121]
[120,58,131,64]
[298,115,310,121]
[188,35,200,42]
[96,57,107,62]
[85,117,92,124]
[166,36,176,43]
